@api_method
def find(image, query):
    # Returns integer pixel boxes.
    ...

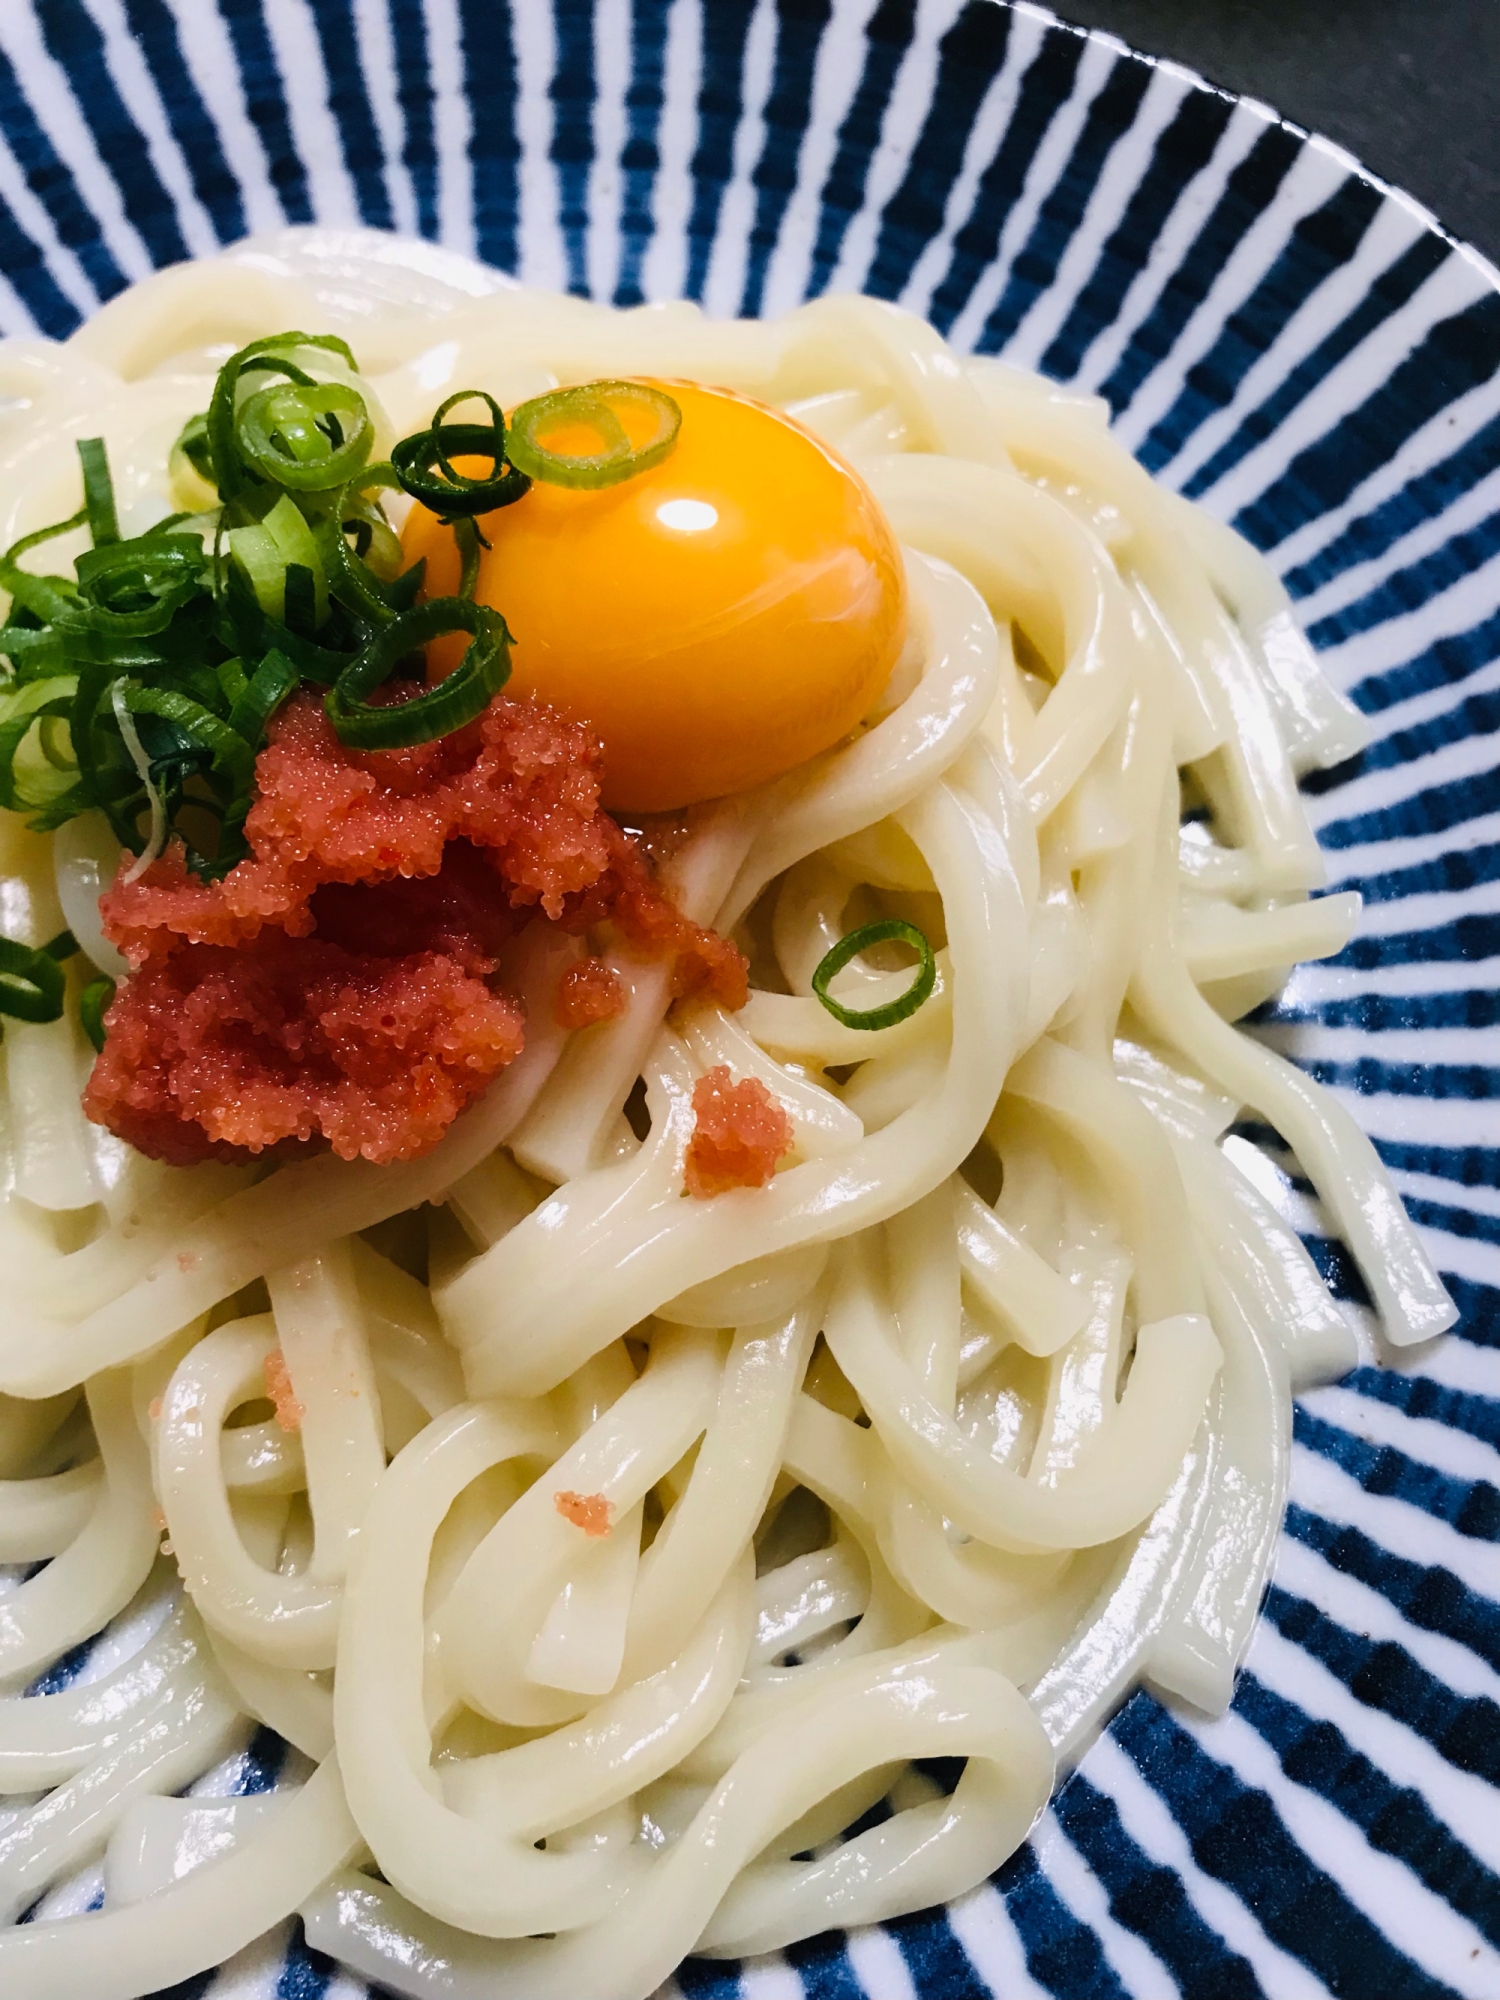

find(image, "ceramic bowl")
[1,3,1495,1994]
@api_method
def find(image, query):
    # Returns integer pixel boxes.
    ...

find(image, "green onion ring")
[55,597,203,659]
[282,562,318,635]
[235,380,374,493]
[390,391,531,517]
[430,391,501,488]
[0,936,67,1024]
[68,536,205,642]
[0,689,78,815]
[811,918,937,1031]
[505,380,681,489]
[206,332,358,501]
[216,657,249,709]
[325,596,512,751]
[43,929,78,960]
[80,974,115,1052]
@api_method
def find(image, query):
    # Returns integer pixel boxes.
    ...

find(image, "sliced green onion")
[0,936,67,1023]
[77,437,119,547]
[319,463,411,628]
[216,656,250,709]
[172,659,226,716]
[65,657,143,851]
[235,380,374,493]
[2,506,88,569]
[24,793,92,836]
[505,381,681,489]
[325,597,512,750]
[429,392,502,489]
[341,506,404,581]
[206,332,359,502]
[385,560,425,614]
[390,390,530,517]
[68,535,205,645]
[3,568,77,628]
[811,919,937,1032]
[80,974,115,1052]
[219,563,350,687]
[453,515,481,600]
[226,648,298,745]
[283,563,318,635]
[74,532,204,594]
[225,522,290,620]
[0,332,534,872]
[43,929,77,960]
[227,493,327,627]
[170,411,215,492]
[36,713,74,769]
[0,683,80,815]
[114,682,256,796]
[0,625,68,680]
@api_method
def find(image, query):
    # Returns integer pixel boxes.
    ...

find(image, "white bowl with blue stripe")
[1,3,1496,1995]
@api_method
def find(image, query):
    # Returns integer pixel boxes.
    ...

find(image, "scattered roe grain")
[554,1491,614,1537]
[263,1349,305,1434]
[683,1065,794,1199]
[554,955,628,1030]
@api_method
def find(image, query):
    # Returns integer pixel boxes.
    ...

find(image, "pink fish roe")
[554,955,627,1030]
[84,929,525,1166]
[554,1489,614,1537]
[84,691,745,1167]
[100,689,619,962]
[683,1065,794,1199]
[263,1349,305,1434]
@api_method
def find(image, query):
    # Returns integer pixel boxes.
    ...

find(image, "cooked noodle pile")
[0,233,1453,2000]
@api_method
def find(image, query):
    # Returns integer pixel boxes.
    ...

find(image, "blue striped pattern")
[0,4,1494,1996]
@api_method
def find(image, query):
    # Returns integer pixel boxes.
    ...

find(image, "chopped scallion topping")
[811,919,937,1031]
[0,333,553,880]
[390,390,531,517]
[226,649,298,744]
[80,974,115,1052]
[505,381,681,489]
[2,505,88,569]
[324,597,512,750]
[0,936,68,1023]
[77,437,119,547]
[320,463,418,628]
[235,379,373,494]
[204,332,359,503]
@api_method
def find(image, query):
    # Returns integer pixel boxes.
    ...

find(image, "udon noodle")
[0,230,1454,2000]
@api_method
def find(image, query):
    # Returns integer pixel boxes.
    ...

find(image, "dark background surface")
[1054,0,1499,266]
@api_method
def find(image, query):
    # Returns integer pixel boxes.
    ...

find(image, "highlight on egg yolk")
[401,382,906,814]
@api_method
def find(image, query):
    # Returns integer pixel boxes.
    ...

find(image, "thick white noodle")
[0,228,1454,2000]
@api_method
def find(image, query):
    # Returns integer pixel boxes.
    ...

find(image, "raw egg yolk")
[400,382,906,814]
